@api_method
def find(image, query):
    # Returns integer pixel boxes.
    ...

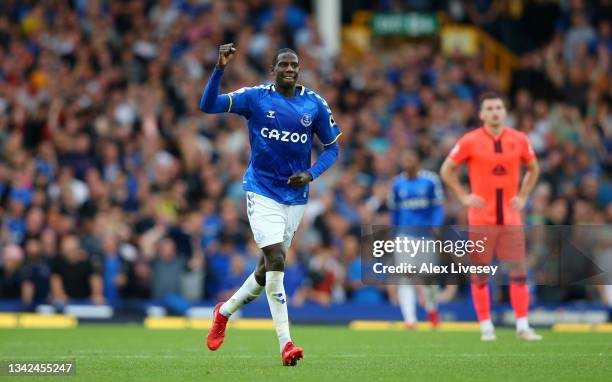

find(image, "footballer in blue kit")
[200,43,341,366]
[388,150,450,329]
[389,153,444,232]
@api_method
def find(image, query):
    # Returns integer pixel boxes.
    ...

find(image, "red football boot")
[428,310,440,329]
[206,302,228,351]
[281,341,304,366]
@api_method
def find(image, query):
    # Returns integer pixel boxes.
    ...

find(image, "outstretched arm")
[199,43,236,113]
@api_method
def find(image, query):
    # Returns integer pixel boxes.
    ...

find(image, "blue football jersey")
[389,170,445,236]
[226,83,341,205]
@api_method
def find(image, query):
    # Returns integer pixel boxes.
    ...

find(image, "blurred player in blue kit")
[388,150,454,328]
[200,43,341,366]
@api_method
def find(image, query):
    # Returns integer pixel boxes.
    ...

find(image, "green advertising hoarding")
[372,13,439,36]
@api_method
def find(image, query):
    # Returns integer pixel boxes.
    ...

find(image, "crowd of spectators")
[0,0,611,311]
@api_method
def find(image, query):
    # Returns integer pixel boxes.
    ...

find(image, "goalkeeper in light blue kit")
[200,44,341,366]
[388,149,447,328]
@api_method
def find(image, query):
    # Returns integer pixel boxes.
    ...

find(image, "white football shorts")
[246,191,306,250]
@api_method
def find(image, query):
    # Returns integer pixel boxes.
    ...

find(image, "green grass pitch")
[1,325,611,381]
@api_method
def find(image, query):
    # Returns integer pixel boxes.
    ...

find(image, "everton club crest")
[300,113,312,127]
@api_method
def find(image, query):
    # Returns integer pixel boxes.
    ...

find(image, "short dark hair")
[403,147,425,162]
[272,48,298,67]
[478,91,504,109]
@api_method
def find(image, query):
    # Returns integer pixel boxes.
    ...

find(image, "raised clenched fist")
[217,43,236,69]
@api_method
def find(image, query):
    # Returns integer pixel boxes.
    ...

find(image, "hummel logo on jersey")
[267,110,275,118]
[492,164,507,176]
[272,292,285,304]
